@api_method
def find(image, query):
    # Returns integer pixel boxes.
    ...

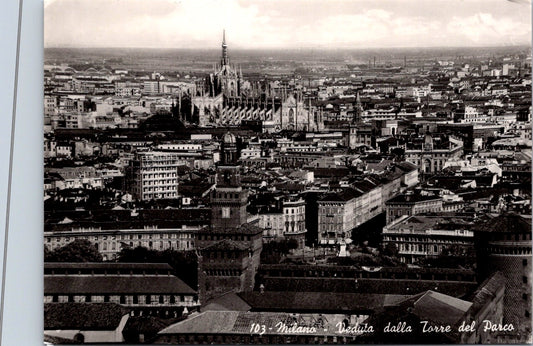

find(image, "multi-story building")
[348,124,375,148]
[143,80,161,95]
[385,192,443,225]
[114,80,142,97]
[353,178,382,226]
[282,197,306,248]
[44,262,199,317]
[126,151,180,201]
[258,212,284,240]
[44,95,58,115]
[46,166,103,190]
[44,225,199,261]
[257,197,306,248]
[455,105,489,123]
[382,214,475,264]
[318,188,360,245]
[405,134,463,174]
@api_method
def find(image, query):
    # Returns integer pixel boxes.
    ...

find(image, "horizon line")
[44,44,532,51]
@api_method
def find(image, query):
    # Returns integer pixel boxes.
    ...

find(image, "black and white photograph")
[43,0,532,343]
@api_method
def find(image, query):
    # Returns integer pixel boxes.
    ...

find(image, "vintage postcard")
[43,0,531,343]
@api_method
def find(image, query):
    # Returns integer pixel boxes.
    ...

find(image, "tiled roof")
[197,223,263,235]
[262,277,477,297]
[474,213,532,233]
[159,311,240,334]
[465,271,506,317]
[202,292,251,312]
[412,291,472,326]
[201,239,250,251]
[123,315,178,336]
[159,311,360,336]
[386,193,442,204]
[238,291,408,313]
[319,188,361,202]
[44,262,173,270]
[45,275,196,295]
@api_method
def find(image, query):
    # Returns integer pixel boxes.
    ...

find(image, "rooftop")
[386,193,442,204]
[159,311,364,337]
[473,212,532,233]
[238,291,408,313]
[45,275,196,295]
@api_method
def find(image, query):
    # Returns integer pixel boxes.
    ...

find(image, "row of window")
[386,237,469,244]
[47,239,192,251]
[213,192,241,199]
[198,234,251,241]
[47,232,191,242]
[141,192,177,199]
[489,233,532,241]
[284,208,304,214]
[138,167,178,174]
[46,294,194,304]
[398,243,441,253]
[142,179,177,185]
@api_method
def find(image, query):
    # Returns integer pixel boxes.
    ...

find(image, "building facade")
[44,225,198,261]
[126,151,181,201]
[405,134,463,174]
[44,263,199,317]
[385,192,443,225]
[382,214,475,264]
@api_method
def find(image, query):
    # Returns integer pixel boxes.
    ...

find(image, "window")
[222,207,230,218]
[133,295,138,304]
[524,259,528,266]
[523,276,528,284]
[146,295,151,304]
[159,295,164,304]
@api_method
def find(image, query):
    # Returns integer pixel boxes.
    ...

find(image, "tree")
[287,238,299,250]
[116,246,198,288]
[382,243,399,257]
[45,239,102,262]
[260,239,298,264]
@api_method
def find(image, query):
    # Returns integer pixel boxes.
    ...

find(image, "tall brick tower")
[196,161,262,303]
[474,213,532,342]
[210,165,248,229]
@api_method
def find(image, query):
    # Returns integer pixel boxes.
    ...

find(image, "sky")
[44,0,532,49]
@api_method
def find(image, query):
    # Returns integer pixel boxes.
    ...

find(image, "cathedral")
[192,31,320,132]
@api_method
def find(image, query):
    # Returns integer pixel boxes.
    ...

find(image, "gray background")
[0,0,43,345]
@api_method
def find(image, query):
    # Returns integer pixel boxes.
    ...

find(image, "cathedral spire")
[221,29,228,66]
[353,91,363,124]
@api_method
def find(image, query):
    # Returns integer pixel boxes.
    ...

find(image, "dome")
[222,132,237,144]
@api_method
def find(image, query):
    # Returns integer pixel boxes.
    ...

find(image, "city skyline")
[44,0,531,49]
